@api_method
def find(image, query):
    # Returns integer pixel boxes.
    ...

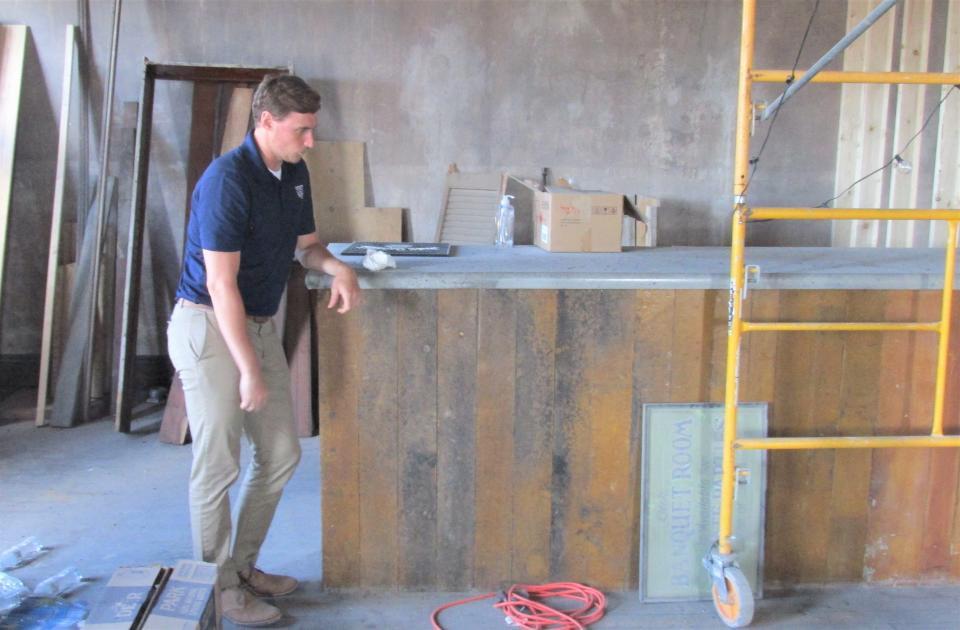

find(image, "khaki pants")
[167,302,301,588]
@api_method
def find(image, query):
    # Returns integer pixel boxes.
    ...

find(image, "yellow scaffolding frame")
[709,1,960,627]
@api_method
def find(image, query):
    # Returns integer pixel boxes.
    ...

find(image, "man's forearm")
[296,243,350,277]
[208,282,260,376]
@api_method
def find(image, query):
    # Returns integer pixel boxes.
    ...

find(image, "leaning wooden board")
[0,25,27,320]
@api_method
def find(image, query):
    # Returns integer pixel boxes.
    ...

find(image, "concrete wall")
[0,0,845,355]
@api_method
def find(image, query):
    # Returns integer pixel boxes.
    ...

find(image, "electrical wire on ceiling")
[817,84,959,208]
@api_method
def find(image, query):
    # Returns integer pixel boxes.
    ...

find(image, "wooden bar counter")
[305,245,960,591]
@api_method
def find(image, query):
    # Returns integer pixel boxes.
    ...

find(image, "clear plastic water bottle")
[0,537,44,570]
[0,571,28,614]
[495,194,515,247]
[33,567,84,597]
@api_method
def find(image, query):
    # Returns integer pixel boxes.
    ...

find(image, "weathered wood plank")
[355,290,399,587]
[583,290,635,589]
[219,86,252,155]
[920,291,960,576]
[0,25,27,321]
[315,294,362,587]
[740,289,781,404]
[36,25,76,426]
[512,290,557,584]
[827,291,884,580]
[396,290,438,588]
[436,289,478,589]
[865,291,931,580]
[766,292,837,583]
[833,0,897,245]
[474,289,517,587]
[886,0,933,247]
[669,291,711,402]
[303,142,366,244]
[930,1,960,246]
[284,266,316,437]
[551,291,595,582]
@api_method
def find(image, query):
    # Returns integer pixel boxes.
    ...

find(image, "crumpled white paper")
[362,249,397,272]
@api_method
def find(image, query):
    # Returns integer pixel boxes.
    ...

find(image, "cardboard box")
[141,560,219,630]
[84,565,170,630]
[533,188,643,252]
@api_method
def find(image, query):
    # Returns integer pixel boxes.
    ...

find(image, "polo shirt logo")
[295,184,304,199]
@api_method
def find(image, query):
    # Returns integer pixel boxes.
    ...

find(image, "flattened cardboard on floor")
[84,565,169,630]
[141,560,219,630]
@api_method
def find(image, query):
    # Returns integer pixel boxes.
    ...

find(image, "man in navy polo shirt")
[168,74,359,627]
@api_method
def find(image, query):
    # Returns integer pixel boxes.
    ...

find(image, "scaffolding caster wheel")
[703,544,754,628]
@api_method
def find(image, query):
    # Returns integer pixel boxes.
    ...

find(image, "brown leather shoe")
[239,567,299,598]
[221,586,282,627]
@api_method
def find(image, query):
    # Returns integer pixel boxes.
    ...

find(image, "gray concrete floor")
[2,398,958,629]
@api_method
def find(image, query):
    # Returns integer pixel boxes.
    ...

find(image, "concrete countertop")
[304,245,959,291]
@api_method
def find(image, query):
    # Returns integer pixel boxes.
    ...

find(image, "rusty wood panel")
[765,291,840,583]
[436,289,478,589]
[866,291,935,581]
[740,290,781,403]
[827,291,885,581]
[315,297,362,587]
[150,63,286,83]
[396,290,438,588]
[474,290,517,587]
[356,290,399,587]
[551,291,592,581]
[629,290,675,588]
[511,290,557,584]
[669,291,712,402]
[284,266,316,437]
[926,293,960,577]
[584,290,636,589]
[707,290,728,402]
[551,290,634,588]
[184,82,218,232]
[634,291,674,404]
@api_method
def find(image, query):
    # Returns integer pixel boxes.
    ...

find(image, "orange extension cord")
[430,582,606,630]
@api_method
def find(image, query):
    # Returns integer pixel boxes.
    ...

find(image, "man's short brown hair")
[252,74,321,124]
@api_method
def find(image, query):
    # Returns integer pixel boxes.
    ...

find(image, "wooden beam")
[114,65,156,432]
[0,25,27,320]
[303,142,366,244]
[930,1,960,246]
[219,86,253,155]
[150,62,286,83]
[36,25,77,426]
[886,0,933,248]
[50,179,117,427]
[832,0,897,247]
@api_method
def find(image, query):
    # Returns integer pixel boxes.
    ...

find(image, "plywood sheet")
[832,0,896,246]
[36,25,76,426]
[350,207,402,242]
[220,86,252,154]
[930,1,960,246]
[0,25,27,317]
[303,141,365,243]
[396,290,438,587]
[885,0,933,247]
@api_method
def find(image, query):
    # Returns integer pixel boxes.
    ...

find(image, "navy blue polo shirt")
[176,131,316,317]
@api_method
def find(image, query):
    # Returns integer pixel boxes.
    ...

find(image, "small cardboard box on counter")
[533,188,644,252]
[141,560,219,630]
